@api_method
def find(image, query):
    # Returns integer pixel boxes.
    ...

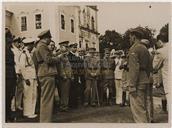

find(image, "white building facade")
[4,3,99,51]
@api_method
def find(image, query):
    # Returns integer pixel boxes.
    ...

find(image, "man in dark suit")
[67,43,80,109]
[5,28,17,122]
[78,48,86,105]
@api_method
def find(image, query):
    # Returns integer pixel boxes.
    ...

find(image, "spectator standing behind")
[58,41,73,112]
[120,53,129,107]
[84,48,101,107]
[5,28,17,122]
[140,39,154,123]
[100,48,116,105]
[19,38,38,118]
[114,51,123,105]
[153,32,169,112]
[33,30,59,122]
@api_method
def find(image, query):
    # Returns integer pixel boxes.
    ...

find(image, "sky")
[97,3,171,36]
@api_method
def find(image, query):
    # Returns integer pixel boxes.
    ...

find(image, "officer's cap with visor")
[130,27,144,39]
[59,41,69,47]
[88,47,96,53]
[69,42,78,48]
[38,29,52,39]
[13,37,21,43]
[23,38,35,46]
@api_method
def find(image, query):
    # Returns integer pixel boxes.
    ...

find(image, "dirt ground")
[14,97,168,123]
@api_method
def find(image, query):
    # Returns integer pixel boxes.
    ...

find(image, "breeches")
[39,76,55,122]
[60,79,71,108]
[84,79,97,103]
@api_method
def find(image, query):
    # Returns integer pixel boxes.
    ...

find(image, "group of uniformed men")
[5,26,169,123]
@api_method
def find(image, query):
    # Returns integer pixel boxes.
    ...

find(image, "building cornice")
[80,26,100,35]
[5,10,13,17]
[87,6,98,11]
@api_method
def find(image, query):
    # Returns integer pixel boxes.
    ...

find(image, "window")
[91,16,95,30]
[21,16,27,31]
[61,14,65,30]
[35,14,42,29]
[71,19,74,33]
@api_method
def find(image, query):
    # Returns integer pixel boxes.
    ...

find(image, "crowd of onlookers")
[5,26,169,123]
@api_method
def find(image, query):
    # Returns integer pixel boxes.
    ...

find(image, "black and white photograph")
[2,1,171,127]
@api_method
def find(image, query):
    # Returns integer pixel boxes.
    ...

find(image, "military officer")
[11,37,24,112]
[128,27,152,123]
[33,30,59,122]
[84,47,101,107]
[19,38,37,118]
[100,48,116,105]
[58,41,73,112]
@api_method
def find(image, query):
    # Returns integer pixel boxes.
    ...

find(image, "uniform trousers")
[23,79,37,116]
[129,84,152,123]
[60,78,71,109]
[15,77,24,109]
[6,77,16,122]
[100,79,114,103]
[162,75,169,111]
[69,79,78,108]
[115,79,123,104]
[84,79,97,104]
[39,76,55,122]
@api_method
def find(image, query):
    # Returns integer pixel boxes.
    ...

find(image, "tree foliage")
[99,25,158,53]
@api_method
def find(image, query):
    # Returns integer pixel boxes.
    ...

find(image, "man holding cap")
[128,27,152,123]
[33,30,59,122]
[19,38,37,118]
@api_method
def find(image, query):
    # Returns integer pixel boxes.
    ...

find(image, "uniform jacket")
[11,45,22,74]
[58,53,73,79]
[19,48,36,80]
[77,56,85,83]
[153,43,169,93]
[84,55,101,80]
[128,41,151,90]
[32,39,59,77]
[114,58,123,80]
[6,42,17,79]
[101,57,115,79]
[67,52,80,80]
[153,43,169,80]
